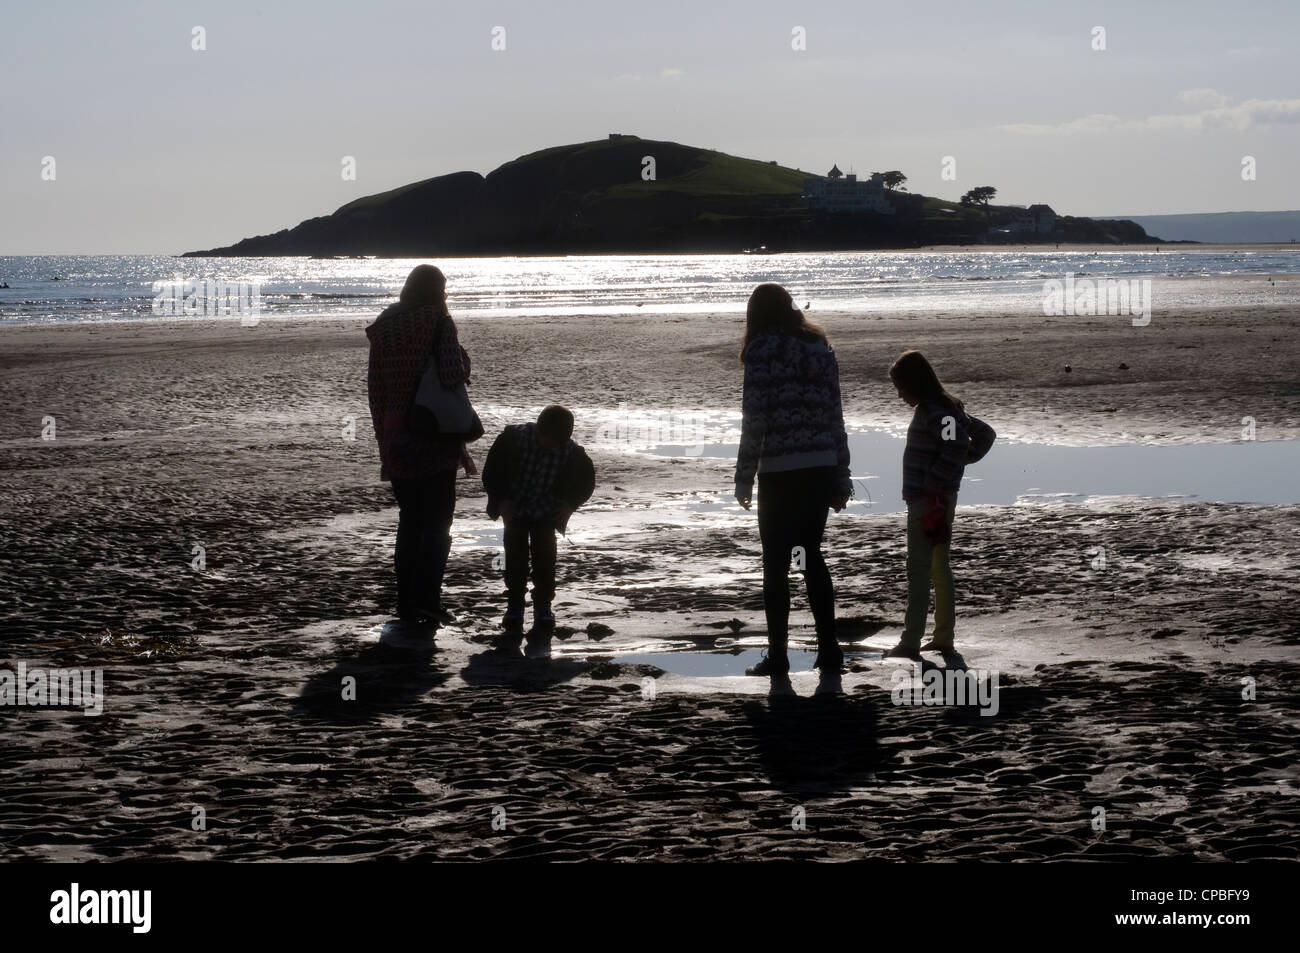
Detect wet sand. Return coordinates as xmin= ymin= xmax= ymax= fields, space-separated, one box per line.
xmin=0 ymin=301 xmax=1297 ymax=860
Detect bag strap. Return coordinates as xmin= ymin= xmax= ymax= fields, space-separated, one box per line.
xmin=428 ymin=310 xmax=447 ymax=387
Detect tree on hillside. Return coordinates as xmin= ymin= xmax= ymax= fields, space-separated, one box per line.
xmin=881 ymin=171 xmax=908 ymax=191
xmin=960 ymin=186 xmax=998 ymax=225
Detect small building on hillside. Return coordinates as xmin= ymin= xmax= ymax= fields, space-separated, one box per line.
xmin=1001 ymin=206 xmax=1036 ymax=233
xmin=992 ymin=203 xmax=1059 ymax=235
xmin=803 ymin=165 xmax=895 ymax=214
xmin=1028 ymin=204 xmax=1057 ymax=233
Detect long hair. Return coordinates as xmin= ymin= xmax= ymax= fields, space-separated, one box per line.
xmin=400 ymin=264 xmax=445 ymax=307
xmin=740 ymin=283 xmax=826 ymax=363
xmin=889 ymin=349 xmax=963 ymax=411
xmin=399 ymin=264 xmax=454 ymax=330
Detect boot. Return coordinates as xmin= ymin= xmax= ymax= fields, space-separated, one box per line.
xmin=746 ymin=635 xmax=790 ymax=676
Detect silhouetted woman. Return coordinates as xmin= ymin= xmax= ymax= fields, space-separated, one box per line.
xmin=366 ymin=264 xmax=476 ymax=625
xmin=735 ymin=283 xmax=851 ymax=675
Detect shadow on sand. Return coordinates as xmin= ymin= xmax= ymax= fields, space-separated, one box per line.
xmin=459 ymin=631 xmax=588 ymax=690
xmin=294 ymin=620 xmax=450 ymax=722
xmin=742 ymin=676 xmax=881 ymax=794
xmin=743 ymin=654 xmax=1057 ymax=792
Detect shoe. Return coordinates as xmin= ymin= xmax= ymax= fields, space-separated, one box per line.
xmin=534 ymin=602 xmax=555 ymax=628
xmin=397 ymin=603 xmax=433 ymax=625
xmin=502 ymin=602 xmax=525 ymax=630
xmin=920 ymin=639 xmax=955 ymax=653
xmin=813 ymin=643 xmax=844 ymax=671
xmin=883 ymin=643 xmax=923 ymax=662
xmin=745 ymin=651 xmax=790 ymax=677
xmin=419 ymin=605 xmax=457 ymax=627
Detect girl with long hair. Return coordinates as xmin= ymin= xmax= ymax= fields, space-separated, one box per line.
xmin=735 ymin=283 xmax=852 ymax=676
xmin=886 ymin=349 xmax=995 ymax=659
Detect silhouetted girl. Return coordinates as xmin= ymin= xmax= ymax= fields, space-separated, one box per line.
xmin=735 ymin=283 xmax=852 ymax=676
xmin=886 ymin=350 xmax=995 ymax=659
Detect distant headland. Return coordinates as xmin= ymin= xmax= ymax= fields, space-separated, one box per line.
xmin=183 ymin=135 xmax=1158 ymax=257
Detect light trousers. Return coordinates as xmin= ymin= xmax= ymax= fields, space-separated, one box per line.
xmin=901 ymin=492 xmax=958 ymax=649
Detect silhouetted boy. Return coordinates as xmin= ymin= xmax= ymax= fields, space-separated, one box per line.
xmin=482 ymin=405 xmax=595 ymax=633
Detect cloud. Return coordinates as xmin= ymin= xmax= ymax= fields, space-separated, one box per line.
xmin=1226 ymin=45 xmax=1279 ymax=57
xmin=999 ymin=92 xmax=1300 ymax=135
xmin=613 ymin=68 xmax=684 ymax=84
xmin=1000 ymin=113 xmax=1123 ymax=135
xmin=1178 ymin=88 xmax=1231 ymax=109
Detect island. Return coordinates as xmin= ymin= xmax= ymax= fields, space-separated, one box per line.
xmin=184 ymin=135 xmax=1157 ymax=257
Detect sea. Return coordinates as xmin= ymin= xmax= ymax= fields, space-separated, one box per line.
xmin=1 ymin=249 xmax=1297 ymax=326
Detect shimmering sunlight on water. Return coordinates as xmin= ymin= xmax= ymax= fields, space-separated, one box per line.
xmin=2 ymin=250 xmax=1297 ymax=324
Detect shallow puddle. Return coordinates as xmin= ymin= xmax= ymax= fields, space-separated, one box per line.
xmin=612 ymin=647 xmax=883 ymax=676
xmin=612 ymin=649 xmax=817 ymax=676
xmin=648 ymin=431 xmax=1298 ymax=511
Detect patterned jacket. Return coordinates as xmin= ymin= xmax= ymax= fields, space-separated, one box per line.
xmin=735 ymin=332 xmax=852 ymax=498
xmin=901 ymin=400 xmax=996 ymax=502
xmin=366 ymin=303 xmax=472 ymax=481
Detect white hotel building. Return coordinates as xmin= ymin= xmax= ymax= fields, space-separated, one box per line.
xmin=802 ymin=165 xmax=896 ymax=214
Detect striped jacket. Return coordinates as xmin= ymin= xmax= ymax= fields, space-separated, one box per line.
xmin=901 ymin=399 xmax=996 ymax=502
xmin=735 ymin=332 xmax=851 ymax=497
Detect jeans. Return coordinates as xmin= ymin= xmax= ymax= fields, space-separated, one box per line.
xmin=391 ymin=471 xmax=456 ymax=616
xmin=756 ymin=466 xmax=839 ymax=652
xmin=901 ymin=491 xmax=958 ymax=649
xmin=503 ymin=519 xmax=557 ymax=605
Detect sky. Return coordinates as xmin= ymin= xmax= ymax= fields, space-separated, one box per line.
xmin=1 ymin=0 xmax=1297 ymax=254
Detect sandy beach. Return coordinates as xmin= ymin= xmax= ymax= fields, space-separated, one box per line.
xmin=1 ymin=298 xmax=1297 ymax=861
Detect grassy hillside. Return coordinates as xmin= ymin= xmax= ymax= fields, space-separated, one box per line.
xmin=604 ymin=150 xmax=807 ymax=200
